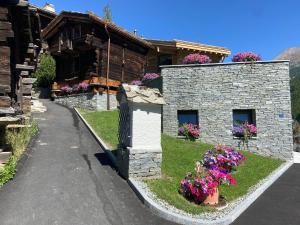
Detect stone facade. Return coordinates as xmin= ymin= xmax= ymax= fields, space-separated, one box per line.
xmin=161 ymin=61 xmax=293 ymax=160
xmin=54 ymin=93 xmax=118 ymax=110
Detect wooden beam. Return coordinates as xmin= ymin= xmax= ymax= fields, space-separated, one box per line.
xmin=0 ymin=96 xmax=11 ymax=107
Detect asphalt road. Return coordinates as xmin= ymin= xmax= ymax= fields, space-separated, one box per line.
xmin=233 ymin=164 xmax=300 ymax=225
xmin=0 ymin=101 xmax=175 ymax=225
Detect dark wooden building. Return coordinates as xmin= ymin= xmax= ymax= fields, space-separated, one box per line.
xmin=0 ymin=0 xmax=55 ymax=115
xmin=42 ymin=11 xmax=153 ymax=91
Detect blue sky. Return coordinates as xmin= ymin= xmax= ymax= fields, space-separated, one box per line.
xmin=32 ymin=0 xmax=300 ymax=61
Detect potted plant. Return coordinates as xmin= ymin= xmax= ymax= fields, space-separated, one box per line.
xmin=180 ymin=162 xmax=236 ymax=205
xmin=179 ymin=144 xmax=245 ymax=206
xmin=232 ymin=52 xmax=261 ymax=62
xmin=178 ymin=123 xmax=200 ymax=141
xmin=182 ymin=53 xmax=212 ymax=64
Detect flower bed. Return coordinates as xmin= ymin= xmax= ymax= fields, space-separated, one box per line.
xmin=147 ymin=134 xmax=283 ymax=214
xmin=179 ymin=145 xmax=245 ymax=205
xmin=60 ymin=82 xmax=89 ymax=95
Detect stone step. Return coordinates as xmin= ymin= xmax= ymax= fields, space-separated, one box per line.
xmin=6 ymin=124 xmax=31 ymax=129
xmin=0 ymin=152 xmax=12 ymax=164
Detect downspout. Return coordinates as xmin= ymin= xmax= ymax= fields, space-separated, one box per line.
xmin=104 ymin=23 xmax=111 ymax=110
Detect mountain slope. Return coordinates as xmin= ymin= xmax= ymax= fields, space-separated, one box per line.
xmin=275 ymin=47 xmax=300 ymax=78
xmin=275 ymin=47 xmax=300 ymax=120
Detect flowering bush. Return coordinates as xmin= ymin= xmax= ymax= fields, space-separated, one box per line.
xmin=232 ymin=52 xmax=261 ymax=62
xmin=180 ymin=163 xmax=236 ymax=203
xmin=142 ymin=73 xmax=160 ymax=81
xmin=232 ymin=122 xmax=257 ymax=139
xmin=61 ymin=85 xmax=73 ymax=95
xmin=201 ymin=144 xmax=245 ymax=173
xmin=130 ymin=80 xmax=142 ymax=86
xmin=178 ymin=123 xmax=200 ymax=140
xmin=182 ymin=53 xmax=212 ymax=64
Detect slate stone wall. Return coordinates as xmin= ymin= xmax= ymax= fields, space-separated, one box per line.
xmin=55 ymin=93 xmax=118 ymax=110
xmin=161 ymin=61 xmax=293 ymax=160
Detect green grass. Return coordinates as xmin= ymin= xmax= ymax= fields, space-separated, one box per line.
xmin=77 ymin=108 xmax=119 ymax=150
xmin=76 ymin=109 xmax=284 ymax=214
xmin=147 ymin=134 xmax=283 ymax=214
xmin=0 ymin=121 xmax=38 ymax=187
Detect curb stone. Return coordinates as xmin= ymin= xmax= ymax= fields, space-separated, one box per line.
xmin=128 ymin=161 xmax=293 ymax=225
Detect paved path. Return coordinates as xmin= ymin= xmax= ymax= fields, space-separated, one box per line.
xmin=233 ymin=164 xmax=300 ymax=225
xmin=0 ymin=101 xmax=175 ymax=225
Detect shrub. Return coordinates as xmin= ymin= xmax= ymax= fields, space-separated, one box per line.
xmin=182 ymin=53 xmax=211 ymax=64
xmin=32 ymin=54 xmax=56 ymax=88
xmin=232 ymin=52 xmax=261 ymax=62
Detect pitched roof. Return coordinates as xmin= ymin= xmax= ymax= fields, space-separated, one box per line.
xmin=146 ymin=39 xmax=231 ymax=56
xmin=119 ymin=84 xmax=165 ymax=105
xmin=42 ymin=11 xmax=153 ymax=49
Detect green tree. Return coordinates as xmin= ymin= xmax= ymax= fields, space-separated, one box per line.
xmin=32 ymin=54 xmax=56 ymax=88
xmin=103 ymin=4 xmax=112 ymax=22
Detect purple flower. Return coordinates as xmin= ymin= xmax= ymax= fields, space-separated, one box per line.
xmin=61 ymin=85 xmax=73 ymax=94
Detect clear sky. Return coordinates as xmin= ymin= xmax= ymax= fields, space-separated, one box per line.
xmin=31 ymin=0 xmax=300 ymax=61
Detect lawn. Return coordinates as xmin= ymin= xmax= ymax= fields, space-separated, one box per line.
xmin=77 ymin=108 xmax=119 ymax=149
xmin=77 ymin=109 xmax=284 ymax=214
xmin=147 ymin=135 xmax=283 ymax=214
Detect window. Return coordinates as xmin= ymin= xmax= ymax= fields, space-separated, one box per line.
xmin=178 ymin=110 xmax=198 ymax=126
xmin=233 ymin=109 xmax=256 ymax=126
xmin=158 ymin=54 xmax=172 ymax=71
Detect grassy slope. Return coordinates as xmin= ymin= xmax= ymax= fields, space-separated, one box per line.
xmin=148 ymin=134 xmax=283 ymax=214
xmin=78 ymin=108 xmax=119 ymax=149
xmin=77 ymin=109 xmax=283 ymax=214
xmin=0 ymin=122 xmax=38 ymax=186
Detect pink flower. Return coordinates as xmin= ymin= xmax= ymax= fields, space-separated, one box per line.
xmin=142 ymin=73 xmax=160 ymax=81
xmin=232 ymin=52 xmax=261 ymax=62
xmin=182 ymin=53 xmax=211 ymax=64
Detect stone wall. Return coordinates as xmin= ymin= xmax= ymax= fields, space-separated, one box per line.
xmin=161 ymin=61 xmax=293 ymax=160
xmin=55 ymin=93 xmax=118 ymax=110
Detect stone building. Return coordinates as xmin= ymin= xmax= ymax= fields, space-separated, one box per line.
xmin=161 ymin=61 xmax=293 ymax=160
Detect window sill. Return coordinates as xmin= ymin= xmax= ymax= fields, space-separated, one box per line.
xmin=233 ymin=136 xmax=257 ymax=140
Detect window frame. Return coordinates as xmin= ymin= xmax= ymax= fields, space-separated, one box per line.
xmin=232 ymin=109 xmax=256 ymax=126
xmin=177 ymin=110 xmax=199 ymax=127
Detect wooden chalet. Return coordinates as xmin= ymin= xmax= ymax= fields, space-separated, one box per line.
xmin=0 ymin=0 xmax=55 ymax=115
xmin=42 ymin=11 xmax=153 ymax=98
xmin=145 ymin=39 xmax=231 ymax=73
